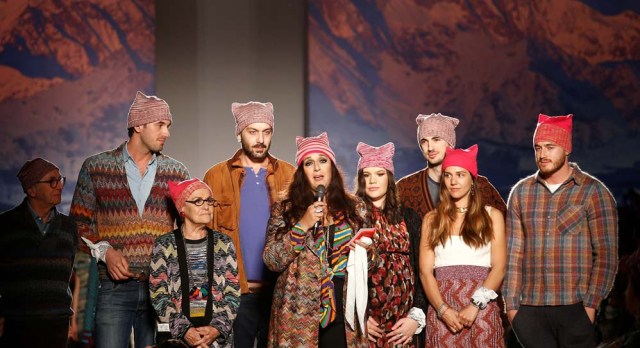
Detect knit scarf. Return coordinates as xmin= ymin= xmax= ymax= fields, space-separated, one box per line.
xmin=314 ymin=212 xmax=352 ymax=328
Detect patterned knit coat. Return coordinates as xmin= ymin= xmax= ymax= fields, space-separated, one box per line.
xmin=0 ymin=199 xmax=77 ymax=317
xmin=397 ymin=169 xmax=507 ymax=217
xmin=263 ymin=201 xmax=372 ymax=348
xmin=70 ymin=142 xmax=189 ymax=279
xmin=149 ymin=228 xmax=240 ymax=347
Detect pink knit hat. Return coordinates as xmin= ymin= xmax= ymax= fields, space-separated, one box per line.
xmin=168 ymin=179 xmax=212 ymax=213
xmin=416 ymin=113 xmax=460 ymax=147
xmin=295 ymin=132 xmax=336 ymax=166
xmin=17 ymin=157 xmax=60 ymax=191
xmin=232 ymin=101 xmax=275 ymax=135
xmin=533 ymin=113 xmax=573 ymax=153
xmin=442 ymin=144 xmax=478 ymax=178
xmin=127 ymin=91 xmax=172 ymax=128
xmin=357 ymin=142 xmax=395 ymax=174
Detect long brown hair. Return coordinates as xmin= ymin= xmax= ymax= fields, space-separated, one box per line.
xmin=280 ymin=161 xmax=363 ymax=234
xmin=355 ymin=169 xmax=403 ymax=225
xmin=427 ymin=176 xmax=493 ymax=249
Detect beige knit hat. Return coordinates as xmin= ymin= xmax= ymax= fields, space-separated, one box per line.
xmin=127 ymin=91 xmax=172 ymax=128
xmin=232 ymin=101 xmax=275 ymax=135
xmin=416 ymin=113 xmax=460 ymax=147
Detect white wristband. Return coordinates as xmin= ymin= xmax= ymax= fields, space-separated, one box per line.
xmin=471 ymin=286 xmax=498 ymax=308
xmin=408 ymin=307 xmax=426 ymax=334
xmin=81 ymin=237 xmax=112 ymax=263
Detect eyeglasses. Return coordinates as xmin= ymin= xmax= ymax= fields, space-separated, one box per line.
xmin=185 ymin=197 xmax=214 ymax=206
xmin=36 ymin=176 xmax=66 ymax=188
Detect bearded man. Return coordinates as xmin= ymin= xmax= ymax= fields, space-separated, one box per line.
xmin=203 ymin=101 xmax=295 ymax=348
xmin=503 ymin=114 xmax=618 ymax=348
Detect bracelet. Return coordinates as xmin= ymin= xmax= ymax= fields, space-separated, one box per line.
xmin=436 ymin=302 xmax=449 ymax=319
xmin=470 ymin=298 xmax=485 ymax=310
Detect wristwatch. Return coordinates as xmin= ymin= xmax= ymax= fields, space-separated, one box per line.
xmin=470 ymin=298 xmax=486 ymax=310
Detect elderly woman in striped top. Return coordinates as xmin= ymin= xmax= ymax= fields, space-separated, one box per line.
xmin=149 ymin=179 xmax=240 ymax=348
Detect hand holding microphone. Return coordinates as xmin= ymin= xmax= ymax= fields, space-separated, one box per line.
xmin=300 ymin=185 xmax=326 ymax=231
xmin=312 ymin=185 xmax=326 ymax=234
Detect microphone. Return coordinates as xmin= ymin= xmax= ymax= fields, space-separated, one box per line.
xmin=313 ymin=185 xmax=326 ymax=234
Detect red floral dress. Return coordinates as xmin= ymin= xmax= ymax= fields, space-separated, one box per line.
xmin=368 ymin=209 xmax=415 ymax=347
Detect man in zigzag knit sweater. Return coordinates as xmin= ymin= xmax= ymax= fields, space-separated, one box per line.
xmin=70 ymin=92 xmax=190 ymax=348
xmin=0 ymin=158 xmax=78 ymax=348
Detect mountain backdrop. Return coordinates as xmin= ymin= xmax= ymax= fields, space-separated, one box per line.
xmin=307 ymin=0 xmax=640 ymax=201
xmin=0 ymin=0 xmax=155 ymax=212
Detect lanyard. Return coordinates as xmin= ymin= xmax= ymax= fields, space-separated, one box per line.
xmin=174 ymin=227 xmax=215 ymax=327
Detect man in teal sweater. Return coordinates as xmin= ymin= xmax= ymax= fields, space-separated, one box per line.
xmin=0 ymin=158 xmax=78 ymax=347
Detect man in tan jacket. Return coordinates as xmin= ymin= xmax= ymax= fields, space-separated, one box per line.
xmin=203 ymin=101 xmax=295 ymax=348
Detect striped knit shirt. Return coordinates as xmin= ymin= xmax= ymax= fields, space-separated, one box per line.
xmin=149 ymin=229 xmax=240 ymax=347
xmin=70 ymin=142 xmax=189 ymax=279
xmin=503 ymin=163 xmax=618 ymax=310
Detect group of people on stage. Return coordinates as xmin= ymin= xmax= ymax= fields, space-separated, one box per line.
xmin=0 ymin=90 xmax=626 ymax=348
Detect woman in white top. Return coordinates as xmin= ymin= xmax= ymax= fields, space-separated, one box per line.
xmin=419 ymin=145 xmax=506 ymax=347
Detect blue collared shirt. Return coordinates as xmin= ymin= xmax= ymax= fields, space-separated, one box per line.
xmin=124 ymin=142 xmax=157 ymax=217
xmin=27 ymin=200 xmax=58 ymax=235
xmin=239 ymin=167 xmax=270 ymax=281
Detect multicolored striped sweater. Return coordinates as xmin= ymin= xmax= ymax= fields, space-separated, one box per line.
xmin=0 ymin=199 xmax=77 ymax=317
xmin=70 ymin=142 xmax=189 ymax=280
xmin=149 ymin=228 xmax=240 ymax=347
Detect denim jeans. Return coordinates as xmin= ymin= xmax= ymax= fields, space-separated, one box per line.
xmin=233 ymin=292 xmax=272 ymax=348
xmin=95 ymin=279 xmax=156 ymax=348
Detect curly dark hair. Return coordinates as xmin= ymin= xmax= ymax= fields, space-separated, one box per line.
xmin=354 ymin=169 xmax=403 ymax=225
xmin=280 ymin=161 xmax=363 ymax=233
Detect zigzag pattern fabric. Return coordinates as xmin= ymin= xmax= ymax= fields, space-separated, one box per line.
xmin=149 ymin=228 xmax=240 ymax=347
xmin=70 ymin=142 xmax=189 ymax=279
xmin=264 ymin=201 xmax=370 ymax=347
xmin=397 ymin=169 xmax=507 ymax=218
xmin=426 ymin=265 xmax=504 ymax=347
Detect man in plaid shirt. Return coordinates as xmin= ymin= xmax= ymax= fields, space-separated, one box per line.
xmin=503 ymin=114 xmax=618 ymax=348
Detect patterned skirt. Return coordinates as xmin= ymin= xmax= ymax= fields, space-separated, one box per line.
xmin=426 ymin=265 xmax=504 ymax=348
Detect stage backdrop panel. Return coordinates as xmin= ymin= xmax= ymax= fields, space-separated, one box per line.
xmin=0 ymin=0 xmax=156 ymax=213
xmin=307 ymin=0 xmax=640 ymax=201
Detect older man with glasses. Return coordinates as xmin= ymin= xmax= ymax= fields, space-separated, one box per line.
xmin=0 ymin=157 xmax=78 ymax=348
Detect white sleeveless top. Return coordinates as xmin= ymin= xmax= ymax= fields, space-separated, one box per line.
xmin=433 ymin=206 xmax=492 ymax=268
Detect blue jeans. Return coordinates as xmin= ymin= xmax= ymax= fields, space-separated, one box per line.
xmin=95 ymin=280 xmax=156 ymax=348
xmin=233 ymin=293 xmax=272 ymax=348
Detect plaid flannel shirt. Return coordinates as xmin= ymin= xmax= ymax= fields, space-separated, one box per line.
xmin=503 ymin=163 xmax=618 ymax=311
